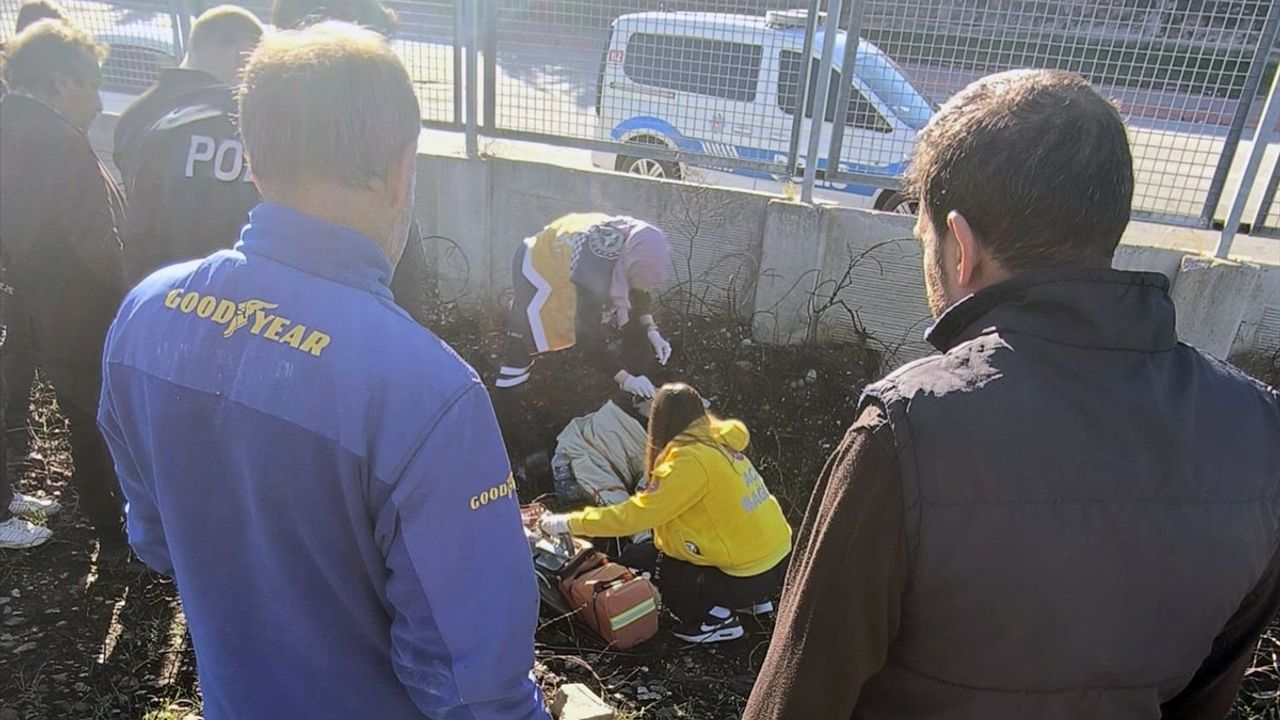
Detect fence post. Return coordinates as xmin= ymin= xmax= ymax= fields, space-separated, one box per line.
xmin=452 ymin=0 xmax=463 ymax=126
xmin=482 ymin=0 xmax=498 ymax=134
xmin=463 ymin=0 xmax=480 ymax=157
xmin=786 ymin=0 xmax=823 ymax=178
xmin=169 ymin=0 xmax=189 ymax=60
xmin=802 ymin=0 xmax=844 ymax=204
xmin=1216 ymin=62 xmax=1280 ymax=258
xmin=1200 ymin=7 xmax=1280 ymax=229
xmin=824 ymin=0 xmax=864 ymax=183
xmin=1251 ymin=155 xmax=1280 ymax=232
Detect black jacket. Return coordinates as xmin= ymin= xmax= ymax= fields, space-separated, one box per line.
xmin=0 ymin=94 xmax=126 ymax=363
xmin=852 ymin=268 xmax=1280 ymax=719
xmin=122 ymin=82 xmax=259 ymax=285
xmin=113 ymin=67 xmax=224 ymax=187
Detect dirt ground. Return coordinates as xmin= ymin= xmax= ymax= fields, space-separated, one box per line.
xmin=0 ymin=304 xmax=1277 ymax=719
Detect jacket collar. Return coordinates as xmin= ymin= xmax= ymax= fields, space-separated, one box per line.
xmin=157 ymin=66 xmax=222 ymax=90
xmin=4 ymin=91 xmax=82 ymax=137
xmin=925 ymin=266 xmax=1177 ymax=353
xmin=236 ymin=203 xmax=393 ymax=300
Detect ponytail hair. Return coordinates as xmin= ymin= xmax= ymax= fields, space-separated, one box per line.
xmin=645 ymin=383 xmax=712 ymax=476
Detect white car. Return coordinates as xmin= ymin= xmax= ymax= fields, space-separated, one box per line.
xmin=592 ymin=10 xmax=935 ymax=212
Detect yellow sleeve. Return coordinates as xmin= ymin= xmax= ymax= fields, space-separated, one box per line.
xmin=568 ymin=453 xmax=708 ymax=538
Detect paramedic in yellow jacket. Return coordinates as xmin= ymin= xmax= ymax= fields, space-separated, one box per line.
xmin=541 ymin=383 xmax=793 ymax=644
xmin=496 ymin=213 xmax=673 ymax=397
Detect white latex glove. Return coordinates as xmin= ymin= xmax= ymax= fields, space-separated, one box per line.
xmin=616 ymin=371 xmax=657 ymax=398
xmin=540 ymin=513 xmax=571 ymax=535
xmin=647 ymin=329 xmax=672 ymax=366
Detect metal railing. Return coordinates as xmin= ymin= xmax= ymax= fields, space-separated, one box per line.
xmin=4 ymin=0 xmax=1279 ymax=239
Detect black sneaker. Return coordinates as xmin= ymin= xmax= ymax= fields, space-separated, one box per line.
xmin=672 ymin=607 xmax=745 ymax=644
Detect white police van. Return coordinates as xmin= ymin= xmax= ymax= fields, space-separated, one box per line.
xmin=592 ymin=10 xmax=935 ymax=212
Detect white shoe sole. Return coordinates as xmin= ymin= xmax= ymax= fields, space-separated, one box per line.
xmin=9 ymin=503 xmax=61 ymax=518
xmin=673 ymin=623 xmax=745 ymax=644
xmin=0 ymin=533 xmax=52 ymax=549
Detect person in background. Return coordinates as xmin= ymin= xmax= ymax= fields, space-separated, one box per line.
xmin=14 ymin=0 xmax=66 ymax=34
xmin=98 ymin=23 xmax=547 ymax=718
xmin=496 ymin=213 xmax=673 ymax=397
xmin=0 ymin=20 xmax=126 ymax=553
xmin=115 ymin=6 xmax=263 ymax=284
xmin=541 ymin=383 xmax=792 ymax=644
xmin=493 ymin=213 xmax=673 ymax=478
xmin=112 ymin=4 xmax=261 ymax=192
xmin=744 ymin=70 xmax=1280 ymax=720
xmin=0 ymin=0 xmax=71 ymax=461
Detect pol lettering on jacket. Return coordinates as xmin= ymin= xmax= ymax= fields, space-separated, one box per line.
xmin=185 ymin=135 xmax=254 ymax=183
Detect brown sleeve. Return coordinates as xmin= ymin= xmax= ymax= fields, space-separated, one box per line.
xmin=1160 ymin=539 xmax=1280 ymax=720
xmin=743 ymin=404 xmax=907 ymax=720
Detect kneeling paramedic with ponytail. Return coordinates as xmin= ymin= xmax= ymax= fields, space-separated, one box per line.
xmin=541 ymin=383 xmax=792 ymax=643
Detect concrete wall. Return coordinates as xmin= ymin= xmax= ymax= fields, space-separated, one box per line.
xmin=412 ymin=152 xmax=1278 ymax=363
xmin=87 ymin=104 xmax=1277 ymax=364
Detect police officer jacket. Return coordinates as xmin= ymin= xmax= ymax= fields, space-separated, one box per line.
xmin=114 ymin=67 xmax=224 ymax=186
xmin=122 ymin=81 xmax=260 ymax=285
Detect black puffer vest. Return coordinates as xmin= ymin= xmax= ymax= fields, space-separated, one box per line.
xmin=856 ymin=267 xmax=1280 ymax=720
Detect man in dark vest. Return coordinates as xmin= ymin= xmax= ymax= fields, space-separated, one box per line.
xmin=115 ymin=5 xmax=262 ymax=285
xmin=745 ymin=69 xmax=1280 ymax=720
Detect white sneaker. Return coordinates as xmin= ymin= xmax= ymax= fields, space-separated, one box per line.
xmin=0 ymin=516 xmax=52 ymax=549
xmin=9 ymin=492 xmax=61 ymax=517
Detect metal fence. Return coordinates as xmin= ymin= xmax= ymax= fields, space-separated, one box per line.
xmin=3 ymin=0 xmax=1279 ymax=236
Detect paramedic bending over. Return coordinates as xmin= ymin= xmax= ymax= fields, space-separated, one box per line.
xmin=496 ymin=213 xmax=673 ymax=397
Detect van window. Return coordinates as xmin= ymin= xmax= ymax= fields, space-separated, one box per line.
xmin=623 ymin=33 xmax=763 ymax=103
xmin=778 ymin=51 xmax=892 ymax=133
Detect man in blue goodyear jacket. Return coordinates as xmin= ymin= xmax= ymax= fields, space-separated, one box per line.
xmin=98 ymin=23 xmax=548 ymax=719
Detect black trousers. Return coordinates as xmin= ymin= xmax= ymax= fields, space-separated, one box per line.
xmin=620 ymin=541 xmax=787 ymax=623
xmin=2 ymin=308 xmax=126 ymax=546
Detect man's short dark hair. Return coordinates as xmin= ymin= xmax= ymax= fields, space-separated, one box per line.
xmin=2 ymin=18 xmax=105 ymax=96
xmin=15 ymin=0 xmax=67 ymax=34
xmin=905 ymin=69 xmax=1134 ymax=271
xmin=270 ymin=0 xmax=397 ymax=36
xmin=188 ymin=5 xmax=263 ymax=55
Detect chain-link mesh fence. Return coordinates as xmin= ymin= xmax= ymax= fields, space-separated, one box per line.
xmin=824 ymin=0 xmax=1280 ymax=226
xmin=1254 ymin=161 xmax=1280 ymax=237
xmin=3 ymin=0 xmax=1276 ymax=232
xmin=0 ymin=0 xmax=180 ymax=94
xmin=0 ymin=0 xmax=459 ymax=125
xmin=483 ymin=0 xmax=804 ymax=181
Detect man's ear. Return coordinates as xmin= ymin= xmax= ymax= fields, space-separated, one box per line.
xmin=387 ymin=144 xmax=416 ymax=209
xmin=946 ymin=211 xmax=981 ymax=289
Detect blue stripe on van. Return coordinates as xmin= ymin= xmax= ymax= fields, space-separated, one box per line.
xmin=610 ymin=117 xmax=906 ymax=198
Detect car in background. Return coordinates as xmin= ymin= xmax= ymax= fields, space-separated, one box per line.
xmin=593 ymin=9 xmax=936 ymax=212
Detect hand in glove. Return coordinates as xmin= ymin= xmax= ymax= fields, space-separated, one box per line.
xmin=647 ymin=329 xmax=672 ymax=366
xmin=540 ymin=513 xmax=571 ymax=535
xmin=616 ymin=371 xmax=657 ymax=398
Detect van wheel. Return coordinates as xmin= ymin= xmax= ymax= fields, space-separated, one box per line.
xmin=617 ymin=139 xmax=681 ymax=180
xmin=618 ymin=155 xmax=680 ymax=179
xmin=879 ymin=191 xmax=918 ymax=216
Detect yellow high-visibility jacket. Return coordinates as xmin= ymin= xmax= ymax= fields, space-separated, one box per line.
xmin=567 ymin=418 xmax=792 ymax=577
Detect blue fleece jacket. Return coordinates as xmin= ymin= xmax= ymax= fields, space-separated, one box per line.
xmin=99 ymin=203 xmax=548 ymax=720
